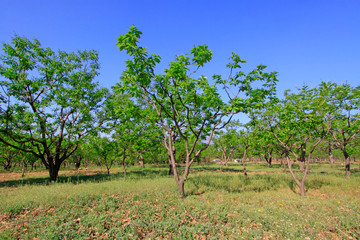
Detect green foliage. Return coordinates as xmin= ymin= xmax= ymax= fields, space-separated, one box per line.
xmin=0 ymin=35 xmax=108 ymax=180
xmin=115 ymin=26 xmax=278 ymax=196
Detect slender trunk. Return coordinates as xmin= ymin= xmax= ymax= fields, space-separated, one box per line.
xmin=342 ymin=149 xmax=351 ymax=178
xmin=329 ymin=142 xmax=335 ymax=165
xmin=138 ymin=154 xmax=144 ymax=168
xmin=264 ymin=148 xmax=272 ymax=167
xmin=286 ymin=157 xmax=305 ymax=196
xmin=242 ymin=148 xmax=248 ymax=180
xmin=21 ymin=160 xmax=26 ymax=178
xmin=281 ymin=159 xmax=287 ymax=173
xmin=123 ymin=148 xmax=127 ymax=179
xmin=167 ymin=137 xmax=183 ymax=197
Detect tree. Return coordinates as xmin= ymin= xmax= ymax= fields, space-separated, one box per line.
xmin=116 ymin=26 xmax=278 ymax=197
xmin=0 ymin=35 xmax=108 ymax=181
xmin=250 ymin=113 xmax=279 ymax=168
xmin=258 ymin=85 xmax=333 ymax=197
xmin=0 ymin=141 xmax=19 ymax=170
xmin=107 ymin=89 xmax=163 ymax=177
xmin=236 ymin=124 xmax=253 ymax=180
xmin=213 ymin=127 xmax=237 ymax=171
xmin=329 ymin=83 xmax=360 ymax=178
xmin=92 ymin=136 xmax=117 ymax=175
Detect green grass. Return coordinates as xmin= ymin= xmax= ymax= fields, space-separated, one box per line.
xmin=1 ymin=163 xmax=359 ymax=239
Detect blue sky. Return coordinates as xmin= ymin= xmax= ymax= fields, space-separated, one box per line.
xmin=1 ymin=0 xmax=359 ymax=96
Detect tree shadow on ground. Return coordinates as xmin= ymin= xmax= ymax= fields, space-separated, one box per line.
xmin=186 ymin=172 xmax=334 ymax=197
xmin=0 ymin=168 xmax=171 ymax=188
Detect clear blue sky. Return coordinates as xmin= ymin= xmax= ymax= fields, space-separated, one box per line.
xmin=1 ymin=0 xmax=359 ymax=95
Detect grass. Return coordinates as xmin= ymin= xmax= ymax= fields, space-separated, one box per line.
xmin=0 ymin=163 xmax=359 ymax=239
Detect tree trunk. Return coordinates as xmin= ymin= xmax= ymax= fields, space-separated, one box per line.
xmin=343 ymin=149 xmax=351 ymax=178
xmin=21 ymin=160 xmax=26 ymax=178
xmin=4 ymin=160 xmax=11 ymax=170
xmin=267 ymin=159 xmax=272 ymax=168
xmin=242 ymin=160 xmax=248 ymax=180
xmin=287 ymin=158 xmax=307 ymax=197
xmin=281 ymin=159 xmax=287 ymax=173
xmin=299 ymin=143 xmax=306 ymax=171
xmin=168 ymin=163 xmax=174 ymax=175
xmin=242 ymin=148 xmax=248 ymax=180
xmin=75 ymin=161 xmax=81 ymax=170
xmin=123 ymin=148 xmax=127 ymax=179
xmin=177 ymin=179 xmax=185 ymax=198
xmin=49 ymin=163 xmax=61 ymax=182
xmin=138 ymin=154 xmax=145 ymax=168
xmin=299 ymin=182 xmax=306 ymax=197
xmin=329 ymin=142 xmax=335 ymax=165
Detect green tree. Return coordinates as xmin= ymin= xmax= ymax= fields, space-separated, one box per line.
xmin=116 ymin=26 xmax=278 ymax=197
xmin=258 ymin=85 xmax=333 ymax=196
xmin=92 ymin=136 xmax=117 ymax=175
xmin=108 ymin=89 xmax=163 ymax=177
xmin=329 ymin=83 xmax=360 ymax=178
xmin=0 ymin=35 xmax=108 ymax=181
xmin=213 ymin=122 xmax=241 ymax=171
